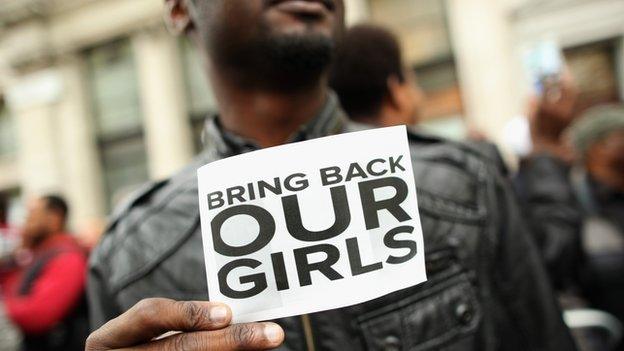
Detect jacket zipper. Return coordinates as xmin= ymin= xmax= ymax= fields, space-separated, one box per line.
xmin=301 ymin=314 xmax=316 ymax=351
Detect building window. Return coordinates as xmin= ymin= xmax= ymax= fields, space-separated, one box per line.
xmin=565 ymin=40 xmax=621 ymax=112
xmin=0 ymin=100 xmax=16 ymax=159
xmin=413 ymin=58 xmax=463 ymax=121
xmin=86 ymin=39 xmax=148 ymax=210
xmin=180 ymin=39 xmax=218 ymax=152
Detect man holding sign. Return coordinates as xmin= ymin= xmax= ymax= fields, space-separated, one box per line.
xmin=86 ymin=0 xmax=576 ymax=350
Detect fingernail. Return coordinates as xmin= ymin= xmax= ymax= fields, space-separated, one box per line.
xmin=209 ymin=306 xmax=228 ymax=324
xmin=263 ymin=323 xmax=283 ymax=344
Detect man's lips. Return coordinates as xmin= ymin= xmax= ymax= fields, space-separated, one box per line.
xmin=268 ymin=0 xmax=335 ymax=15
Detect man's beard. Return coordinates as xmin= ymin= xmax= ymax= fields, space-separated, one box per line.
xmin=22 ymin=228 xmax=49 ymax=248
xmin=209 ymin=24 xmax=335 ymax=92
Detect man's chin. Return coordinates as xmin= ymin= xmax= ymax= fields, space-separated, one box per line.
xmin=239 ymin=30 xmax=333 ymax=91
xmin=209 ymin=12 xmax=335 ymax=91
xmin=263 ymin=30 xmax=334 ymax=62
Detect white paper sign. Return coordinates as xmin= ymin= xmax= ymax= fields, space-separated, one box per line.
xmin=198 ymin=126 xmax=427 ymax=323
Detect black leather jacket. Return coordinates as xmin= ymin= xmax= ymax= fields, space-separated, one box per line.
xmin=515 ymin=155 xmax=584 ymax=292
xmin=517 ymin=154 xmax=624 ymax=329
xmin=88 ymin=97 xmax=575 ymax=350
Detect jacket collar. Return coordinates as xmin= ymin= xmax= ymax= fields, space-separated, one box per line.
xmin=201 ymin=92 xmax=346 ymax=157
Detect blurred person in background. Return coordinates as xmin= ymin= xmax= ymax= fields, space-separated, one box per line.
xmin=1 ymin=194 xmax=11 ymax=261
xmin=567 ymin=106 xmax=624 ymax=332
xmin=330 ymin=24 xmax=508 ymax=174
xmin=0 ymin=195 xmax=19 ymax=264
xmin=330 ymin=24 xmax=424 ymax=127
xmin=0 ymin=195 xmax=88 ymax=351
xmin=0 ymin=195 xmax=7 ymax=229
xmin=86 ymin=1 xmax=576 ymax=350
xmin=516 ymin=73 xmax=583 ymax=293
xmin=516 ymin=70 xmax=624 ymax=349
xmin=0 ymin=194 xmax=22 ymax=351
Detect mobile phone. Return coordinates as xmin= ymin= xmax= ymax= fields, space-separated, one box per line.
xmin=522 ymin=40 xmax=564 ymax=95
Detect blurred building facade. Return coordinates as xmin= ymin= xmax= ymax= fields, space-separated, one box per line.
xmin=0 ymin=0 xmax=622 ymax=230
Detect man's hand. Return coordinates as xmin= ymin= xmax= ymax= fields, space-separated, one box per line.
xmin=86 ymin=298 xmax=284 ymax=351
xmin=528 ymin=71 xmax=579 ymax=162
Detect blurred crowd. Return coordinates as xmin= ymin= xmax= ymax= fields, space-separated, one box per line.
xmin=0 ymin=14 xmax=623 ymax=351
xmin=330 ymin=25 xmax=624 ymax=350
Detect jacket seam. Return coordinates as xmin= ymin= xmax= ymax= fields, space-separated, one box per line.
xmin=109 ymin=213 xmax=201 ymax=294
xmin=102 ymin=178 xmax=197 ymax=264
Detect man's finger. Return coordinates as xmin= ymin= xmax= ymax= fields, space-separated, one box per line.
xmin=117 ymin=322 xmax=285 ymax=351
xmin=86 ymin=298 xmax=232 ymax=350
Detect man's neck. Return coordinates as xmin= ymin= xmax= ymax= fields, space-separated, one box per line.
xmin=351 ymin=109 xmax=410 ymax=129
xmin=211 ymin=75 xmax=328 ymax=148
